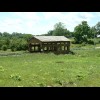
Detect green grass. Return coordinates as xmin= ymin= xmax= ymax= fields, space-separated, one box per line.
xmin=0 ymin=45 xmax=100 ymax=87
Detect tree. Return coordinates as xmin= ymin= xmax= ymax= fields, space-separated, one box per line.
xmin=44 ymin=22 xmax=71 ymax=37
xmin=95 ymin=22 xmax=100 ymax=35
xmin=0 ymin=42 xmax=2 ymax=50
xmin=22 ymin=34 xmax=33 ymax=41
xmin=89 ymin=26 xmax=97 ymax=38
xmin=74 ymin=21 xmax=91 ymax=43
xmin=0 ymin=31 xmax=33 ymax=51
xmin=2 ymin=32 xmax=10 ymax=37
xmin=0 ymin=32 xmax=2 ymax=37
xmin=64 ymin=29 xmax=71 ymax=38
xmin=47 ymin=30 xmax=53 ymax=36
xmin=52 ymin=22 xmax=69 ymax=36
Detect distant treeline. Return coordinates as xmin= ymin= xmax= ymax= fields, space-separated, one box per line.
xmin=0 ymin=32 xmax=33 ymax=51
xmin=43 ymin=21 xmax=100 ymax=44
xmin=0 ymin=21 xmax=100 ymax=51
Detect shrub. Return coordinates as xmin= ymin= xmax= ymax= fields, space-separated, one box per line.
xmin=10 ymin=45 xmax=16 ymax=52
xmin=71 ymin=40 xmax=76 ymax=44
xmin=2 ymin=45 xmax=7 ymax=51
xmin=87 ymin=40 xmax=94 ymax=45
xmin=21 ymin=44 xmax=28 ymax=50
xmin=15 ymin=44 xmax=21 ymax=51
xmin=81 ymin=42 xmax=86 ymax=46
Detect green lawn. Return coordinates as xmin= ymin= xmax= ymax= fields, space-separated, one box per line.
xmin=0 ymin=47 xmax=100 ymax=87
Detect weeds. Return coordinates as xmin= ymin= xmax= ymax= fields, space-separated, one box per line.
xmin=0 ymin=66 xmax=5 ymax=72
xmin=10 ymin=74 xmax=22 ymax=81
xmin=76 ymin=75 xmax=84 ymax=81
xmin=0 ymin=47 xmax=100 ymax=86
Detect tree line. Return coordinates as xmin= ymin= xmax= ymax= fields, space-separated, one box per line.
xmin=0 ymin=20 xmax=100 ymax=51
xmin=44 ymin=21 xmax=100 ymax=44
xmin=0 ymin=32 xmax=32 ymax=51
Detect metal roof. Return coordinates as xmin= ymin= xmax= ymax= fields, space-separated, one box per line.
xmin=33 ymin=36 xmax=70 ymax=42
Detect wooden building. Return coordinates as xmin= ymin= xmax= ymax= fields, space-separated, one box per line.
xmin=28 ymin=36 xmax=71 ymax=54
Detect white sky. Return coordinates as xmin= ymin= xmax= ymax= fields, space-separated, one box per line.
xmin=0 ymin=12 xmax=99 ymax=35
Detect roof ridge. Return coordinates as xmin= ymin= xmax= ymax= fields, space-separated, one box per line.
xmin=33 ymin=36 xmax=70 ymax=42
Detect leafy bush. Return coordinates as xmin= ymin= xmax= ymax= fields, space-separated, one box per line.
xmin=10 ymin=44 xmax=16 ymax=52
xmin=71 ymin=40 xmax=76 ymax=44
xmin=21 ymin=44 xmax=28 ymax=50
xmin=81 ymin=42 xmax=86 ymax=46
xmin=87 ymin=40 xmax=94 ymax=45
xmin=10 ymin=39 xmax=28 ymax=51
xmin=2 ymin=45 xmax=7 ymax=51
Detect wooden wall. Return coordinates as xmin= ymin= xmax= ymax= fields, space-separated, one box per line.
xmin=28 ymin=38 xmax=70 ymax=54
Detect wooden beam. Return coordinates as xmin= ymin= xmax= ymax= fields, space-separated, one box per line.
xmin=60 ymin=42 xmax=62 ymax=51
xmin=34 ymin=46 xmax=36 ymax=51
xmin=64 ymin=42 xmax=66 ymax=51
xmin=28 ymin=43 xmax=32 ymax=52
xmin=38 ymin=45 xmax=41 ymax=52
xmin=47 ymin=43 xmax=49 ymax=51
xmin=67 ymin=41 xmax=70 ymax=52
xmin=42 ymin=45 xmax=43 ymax=51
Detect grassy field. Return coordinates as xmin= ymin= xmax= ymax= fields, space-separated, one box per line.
xmin=0 ymin=45 xmax=100 ymax=87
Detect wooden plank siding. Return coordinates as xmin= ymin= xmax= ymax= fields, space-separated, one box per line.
xmin=28 ymin=36 xmax=71 ymax=54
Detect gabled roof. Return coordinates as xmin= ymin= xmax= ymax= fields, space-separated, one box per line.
xmin=33 ymin=36 xmax=70 ymax=42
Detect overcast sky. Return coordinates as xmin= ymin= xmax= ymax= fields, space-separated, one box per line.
xmin=0 ymin=12 xmax=100 ymax=35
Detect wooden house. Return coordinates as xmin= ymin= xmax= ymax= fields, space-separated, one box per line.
xmin=28 ymin=36 xmax=71 ymax=54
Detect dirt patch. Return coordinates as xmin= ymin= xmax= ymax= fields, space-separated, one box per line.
xmin=56 ymin=61 xmax=64 ymax=63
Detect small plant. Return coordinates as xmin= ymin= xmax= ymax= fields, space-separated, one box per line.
xmin=60 ymin=69 xmax=65 ymax=72
xmin=76 ymin=75 xmax=84 ymax=81
xmin=68 ymin=81 xmax=74 ymax=84
xmin=37 ymin=83 xmax=45 ymax=87
xmin=10 ymin=74 xmax=22 ymax=81
xmin=0 ymin=66 xmax=5 ymax=72
xmin=55 ymin=79 xmax=63 ymax=85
